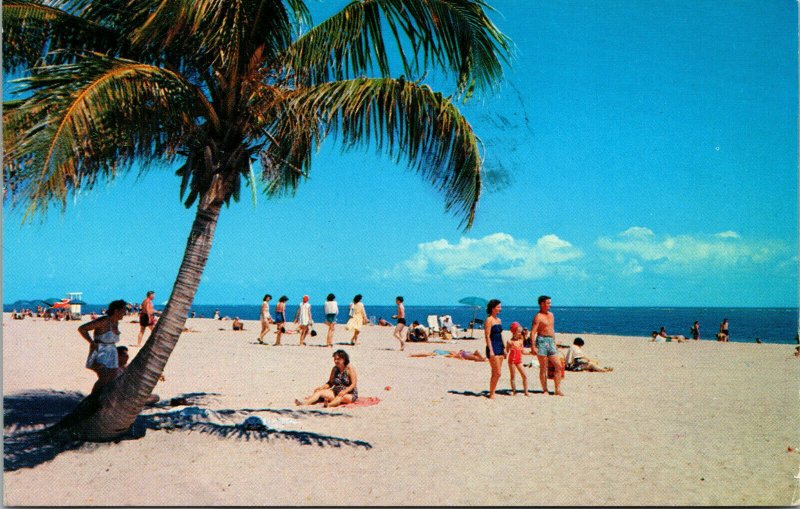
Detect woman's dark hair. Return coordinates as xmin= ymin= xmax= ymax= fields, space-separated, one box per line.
xmin=279 ymin=295 xmax=288 ymax=302
xmin=353 ymin=294 xmax=362 ymax=303
xmin=573 ymin=337 xmax=585 ymax=346
xmin=327 ymin=293 xmax=336 ymax=301
xmin=486 ymin=299 xmax=501 ymax=315
xmin=396 ymin=296 xmax=404 ymax=302
xmin=333 ymin=349 xmax=350 ymax=366
xmin=263 ymin=294 xmax=272 ymax=301
xmin=107 ymin=300 xmax=127 ymax=315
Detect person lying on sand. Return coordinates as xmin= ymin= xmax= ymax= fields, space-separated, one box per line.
xmin=295 ymin=349 xmax=358 ymax=408
xmin=409 ymin=349 xmax=486 ymax=361
xmin=652 ymin=327 xmax=686 ymax=343
xmin=232 ymin=317 xmax=245 ymax=331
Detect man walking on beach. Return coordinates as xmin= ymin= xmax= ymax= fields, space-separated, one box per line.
xmin=136 ymin=290 xmax=158 ymax=347
xmin=530 ymin=295 xmax=564 ymax=396
xmin=392 ymin=296 xmax=406 ymax=350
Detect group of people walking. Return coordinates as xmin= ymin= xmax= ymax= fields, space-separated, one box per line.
xmin=256 ymin=293 xmax=369 ymax=347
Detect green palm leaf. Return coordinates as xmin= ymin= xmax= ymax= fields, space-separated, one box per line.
xmin=2 ymin=0 xmax=119 ymax=73
xmin=4 ymin=52 xmax=210 ymax=220
xmin=263 ymin=77 xmax=483 ymax=227
xmin=286 ymin=0 xmax=511 ymax=96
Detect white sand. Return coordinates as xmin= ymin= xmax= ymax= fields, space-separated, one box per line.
xmin=3 ymin=313 xmax=799 ymax=505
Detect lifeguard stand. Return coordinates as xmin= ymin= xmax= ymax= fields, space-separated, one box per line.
xmin=67 ymin=292 xmax=83 ymax=319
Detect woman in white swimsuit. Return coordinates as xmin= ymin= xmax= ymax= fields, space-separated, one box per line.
xmin=257 ymin=294 xmax=272 ymax=344
xmin=78 ymin=299 xmax=127 ymax=387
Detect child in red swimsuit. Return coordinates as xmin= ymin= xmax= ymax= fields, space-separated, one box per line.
xmin=505 ymin=322 xmax=528 ymax=396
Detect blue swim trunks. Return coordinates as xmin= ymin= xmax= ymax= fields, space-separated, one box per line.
xmin=325 ymin=313 xmax=337 ymax=324
xmin=535 ymin=336 xmax=558 ymax=357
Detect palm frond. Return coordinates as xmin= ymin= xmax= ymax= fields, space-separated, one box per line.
xmin=264 ymin=77 xmax=483 ymax=228
xmin=2 ymin=0 xmax=119 ymax=73
xmin=127 ymin=0 xmax=294 ymax=80
xmin=4 ymin=52 xmax=209 ymax=220
xmin=284 ymin=0 xmax=511 ymax=97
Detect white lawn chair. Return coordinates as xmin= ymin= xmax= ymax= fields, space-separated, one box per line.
xmin=426 ymin=315 xmax=441 ymax=337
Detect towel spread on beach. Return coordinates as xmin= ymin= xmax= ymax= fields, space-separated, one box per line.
xmin=340 ymin=396 xmax=381 ymax=408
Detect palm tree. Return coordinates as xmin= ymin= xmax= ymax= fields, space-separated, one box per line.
xmin=3 ymin=0 xmax=511 ymax=441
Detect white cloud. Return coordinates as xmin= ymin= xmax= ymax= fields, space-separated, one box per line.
xmin=620 ymin=226 xmax=655 ymax=239
xmin=596 ymin=227 xmax=789 ymax=274
xmin=379 ymin=232 xmax=585 ymax=281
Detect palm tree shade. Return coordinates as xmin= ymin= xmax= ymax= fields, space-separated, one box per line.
xmin=4 ymin=0 xmax=512 ymax=440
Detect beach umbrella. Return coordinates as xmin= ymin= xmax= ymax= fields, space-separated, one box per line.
xmin=53 ymin=299 xmax=71 ymax=309
xmin=9 ymin=300 xmax=33 ymax=309
xmin=458 ymin=296 xmax=488 ymax=338
xmin=43 ymin=297 xmax=62 ymax=306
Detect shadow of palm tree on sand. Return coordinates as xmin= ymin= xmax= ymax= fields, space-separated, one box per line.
xmin=5 ymin=390 xmax=371 ymax=472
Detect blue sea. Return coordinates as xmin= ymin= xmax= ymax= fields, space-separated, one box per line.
xmin=17 ymin=303 xmax=796 ymax=344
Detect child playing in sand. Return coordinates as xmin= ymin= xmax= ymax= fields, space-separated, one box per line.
xmin=505 ymin=322 xmax=528 ymax=396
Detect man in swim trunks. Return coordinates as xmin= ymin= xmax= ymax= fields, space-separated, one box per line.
xmin=530 ymin=295 xmax=564 ymax=396
xmin=392 ymin=296 xmax=406 ymax=350
xmin=135 ymin=290 xmax=158 ymax=348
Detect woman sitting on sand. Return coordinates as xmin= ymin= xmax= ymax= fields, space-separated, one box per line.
xmin=78 ymin=300 xmax=127 ymax=387
xmin=232 ymin=317 xmax=244 ymax=331
xmin=296 ymin=349 xmax=358 ymax=408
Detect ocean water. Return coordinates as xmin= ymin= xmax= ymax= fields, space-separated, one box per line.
xmin=23 ymin=303 xmax=796 ymax=344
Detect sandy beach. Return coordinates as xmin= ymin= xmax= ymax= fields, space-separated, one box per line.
xmin=3 ymin=312 xmax=798 ymax=505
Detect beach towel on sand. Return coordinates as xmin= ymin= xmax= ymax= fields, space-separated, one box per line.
xmin=340 ymin=396 xmax=380 ymax=408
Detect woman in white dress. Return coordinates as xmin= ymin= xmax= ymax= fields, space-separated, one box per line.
xmin=293 ymin=295 xmax=314 ymax=346
xmin=78 ymin=299 xmax=127 ymax=388
xmin=346 ymin=294 xmax=368 ymax=345
xmin=257 ymin=294 xmax=272 ymax=344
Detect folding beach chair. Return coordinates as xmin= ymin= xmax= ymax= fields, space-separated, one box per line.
xmin=426 ymin=315 xmax=441 ymax=337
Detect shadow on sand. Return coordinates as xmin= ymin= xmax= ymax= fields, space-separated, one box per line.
xmin=447 ymin=389 xmax=550 ymax=397
xmin=4 ymin=390 xmax=371 ymax=472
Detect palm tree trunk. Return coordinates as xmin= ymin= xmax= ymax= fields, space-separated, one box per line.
xmin=62 ymin=189 xmax=225 ymax=441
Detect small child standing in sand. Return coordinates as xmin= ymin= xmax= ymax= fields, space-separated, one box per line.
xmin=505 ymin=322 xmax=528 ymax=396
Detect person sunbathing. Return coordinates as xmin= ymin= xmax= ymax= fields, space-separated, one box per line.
xmin=654 ymin=327 xmax=685 ymax=342
xmin=232 ymin=317 xmax=245 ymax=331
xmin=409 ymin=349 xmax=486 ymax=361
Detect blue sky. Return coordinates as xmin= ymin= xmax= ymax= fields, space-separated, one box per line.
xmin=3 ymin=0 xmax=798 ymax=308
